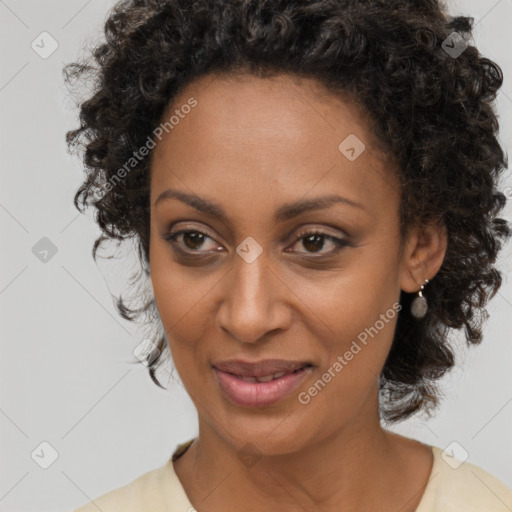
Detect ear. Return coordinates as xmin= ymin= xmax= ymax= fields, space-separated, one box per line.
xmin=400 ymin=221 xmax=447 ymax=293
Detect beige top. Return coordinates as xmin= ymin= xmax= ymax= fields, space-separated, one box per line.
xmin=74 ymin=438 xmax=512 ymax=512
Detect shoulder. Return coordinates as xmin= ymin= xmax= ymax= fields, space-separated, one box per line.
xmin=417 ymin=446 xmax=512 ymax=511
xmin=72 ymin=462 xmax=169 ymax=512
xmin=73 ymin=439 xmax=196 ymax=512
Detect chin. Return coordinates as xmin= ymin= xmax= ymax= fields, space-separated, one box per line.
xmin=214 ymin=411 xmax=319 ymax=458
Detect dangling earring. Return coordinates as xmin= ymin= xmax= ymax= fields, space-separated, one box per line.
xmin=410 ymin=279 xmax=429 ymax=319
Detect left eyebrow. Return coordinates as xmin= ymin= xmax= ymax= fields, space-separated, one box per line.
xmin=154 ymin=188 xmax=366 ymax=223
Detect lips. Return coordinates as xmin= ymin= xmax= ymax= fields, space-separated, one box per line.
xmin=212 ymin=360 xmax=314 ymax=407
xmin=212 ymin=359 xmax=313 ymax=379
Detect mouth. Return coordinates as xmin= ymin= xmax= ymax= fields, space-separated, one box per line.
xmin=212 ymin=360 xmax=314 ymax=407
xmin=212 ymin=358 xmax=314 ymax=378
xmin=222 ymin=364 xmax=313 ymax=383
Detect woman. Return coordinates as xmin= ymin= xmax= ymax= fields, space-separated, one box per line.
xmin=66 ymin=0 xmax=512 ymax=510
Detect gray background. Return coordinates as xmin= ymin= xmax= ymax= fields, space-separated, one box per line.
xmin=0 ymin=0 xmax=511 ymax=510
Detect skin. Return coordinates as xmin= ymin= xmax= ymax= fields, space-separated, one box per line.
xmin=149 ymin=72 xmax=447 ymax=512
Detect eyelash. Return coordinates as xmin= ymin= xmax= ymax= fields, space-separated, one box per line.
xmin=161 ymin=227 xmax=348 ymax=258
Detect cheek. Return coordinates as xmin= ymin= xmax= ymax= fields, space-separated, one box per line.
xmin=302 ymin=250 xmax=399 ymax=338
xmin=151 ymin=274 xmax=209 ymax=366
xmin=303 ymin=276 xmax=399 ymax=378
xmin=149 ymin=226 xmax=213 ymax=330
xmin=295 ymin=286 xmax=400 ymax=430
xmin=151 ymin=267 xmax=211 ymax=392
xmin=296 ymin=251 xmax=401 ymax=398
xmin=149 ymin=238 xmax=210 ymax=370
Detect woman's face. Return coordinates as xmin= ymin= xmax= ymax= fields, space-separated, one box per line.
xmin=149 ymin=72 xmax=419 ymax=454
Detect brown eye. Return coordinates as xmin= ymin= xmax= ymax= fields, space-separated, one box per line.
xmin=162 ymin=229 xmax=222 ymax=255
xmin=182 ymin=231 xmax=207 ymax=250
xmin=287 ymin=230 xmax=348 ymax=256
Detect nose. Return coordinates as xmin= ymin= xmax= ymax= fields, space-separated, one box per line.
xmin=216 ymin=249 xmax=293 ymax=344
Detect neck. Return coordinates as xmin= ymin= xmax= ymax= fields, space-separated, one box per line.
xmin=173 ymin=389 xmax=429 ymax=512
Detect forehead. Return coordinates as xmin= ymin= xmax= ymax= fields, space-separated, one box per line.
xmin=157 ymin=71 xmax=372 ymax=150
xmin=150 ymin=72 xmax=399 ymax=219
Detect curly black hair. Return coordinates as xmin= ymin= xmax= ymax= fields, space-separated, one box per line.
xmin=63 ymin=0 xmax=511 ymax=423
